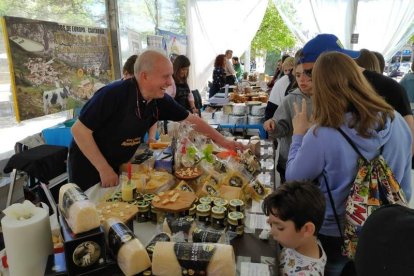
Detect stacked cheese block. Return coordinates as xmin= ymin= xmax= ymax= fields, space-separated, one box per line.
xmin=59 ymin=183 xmax=100 ymax=234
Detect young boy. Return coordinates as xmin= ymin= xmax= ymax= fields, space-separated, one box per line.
xmin=262 ymin=181 xmax=326 ymax=275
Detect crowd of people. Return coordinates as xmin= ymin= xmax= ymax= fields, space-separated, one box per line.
xmin=68 ymin=33 xmax=414 ymax=276
xmin=264 ymin=34 xmax=413 ymax=276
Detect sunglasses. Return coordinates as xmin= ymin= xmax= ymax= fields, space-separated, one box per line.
xmin=303 ymin=68 xmax=312 ymax=79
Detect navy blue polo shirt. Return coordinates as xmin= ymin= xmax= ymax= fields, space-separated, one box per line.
xmin=69 ymin=78 xmax=188 ymax=190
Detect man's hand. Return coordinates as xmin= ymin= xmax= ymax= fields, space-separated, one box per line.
xmin=263 ymin=119 xmax=276 ymax=132
xmin=98 ymin=166 xmax=119 ymax=188
xmin=218 ymin=139 xmax=247 ymax=151
xmin=292 ymin=100 xmax=311 ymax=135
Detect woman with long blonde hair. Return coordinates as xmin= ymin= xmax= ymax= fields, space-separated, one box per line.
xmin=285 ymin=52 xmax=412 ymax=276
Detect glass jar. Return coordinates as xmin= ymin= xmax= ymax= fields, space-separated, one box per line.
xmin=227 ymin=211 xmax=245 ymax=236
xmin=199 ymin=196 xmax=212 ymax=206
xmin=229 ymin=199 xmax=245 ymax=213
xmin=179 ymin=204 xmax=197 ymax=218
xmin=211 ymin=206 xmax=226 ymax=229
xmin=136 ymin=200 xmax=150 ymax=222
xmin=196 ymin=204 xmax=211 ymax=224
xmin=213 ymin=198 xmax=228 ymax=209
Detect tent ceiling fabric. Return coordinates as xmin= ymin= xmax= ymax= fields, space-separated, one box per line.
xmin=273 ymin=0 xmax=414 ymax=61
xmin=187 ymin=0 xmax=267 ymax=92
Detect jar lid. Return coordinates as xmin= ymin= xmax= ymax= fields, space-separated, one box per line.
xmin=229 ymin=199 xmax=244 ymax=207
xmin=228 ymin=211 xmax=244 ymax=221
xmin=213 ymin=198 xmax=228 ymax=207
xmin=144 ymin=193 xmax=155 ymax=201
xmin=137 ymin=200 xmax=149 ymax=208
xmin=199 ymin=197 xmax=212 ymax=205
xmin=212 ymin=206 xmax=226 ymax=215
xmin=197 ymin=204 xmax=211 ymax=212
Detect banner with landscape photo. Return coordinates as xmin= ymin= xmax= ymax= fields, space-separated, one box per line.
xmin=2 ymin=16 xmax=114 ymax=121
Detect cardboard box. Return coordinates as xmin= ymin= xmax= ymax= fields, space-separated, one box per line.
xmin=59 ymin=213 xmax=107 ymax=275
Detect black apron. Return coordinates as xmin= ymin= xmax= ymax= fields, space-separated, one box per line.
xmin=174 ymin=83 xmax=192 ymax=111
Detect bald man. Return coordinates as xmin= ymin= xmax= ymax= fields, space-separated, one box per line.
xmin=69 ymin=50 xmax=242 ymax=190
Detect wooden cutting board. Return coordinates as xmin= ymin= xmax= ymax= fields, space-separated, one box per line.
xmin=96 ymin=202 xmax=138 ymax=224
xmin=151 ymin=190 xmax=197 ymax=212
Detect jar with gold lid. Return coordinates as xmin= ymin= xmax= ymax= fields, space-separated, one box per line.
xmin=199 ymin=196 xmax=212 ymax=206
xmin=211 ymin=206 xmax=226 ymax=229
xmin=196 ymin=204 xmax=211 ymax=224
xmin=227 ymin=211 xmax=245 ymax=236
xmin=213 ymin=198 xmax=228 ymax=208
xmin=179 ymin=203 xmax=197 ymax=218
xmin=229 ymin=199 xmax=245 ymax=212
xmin=136 ymin=200 xmax=150 ymax=222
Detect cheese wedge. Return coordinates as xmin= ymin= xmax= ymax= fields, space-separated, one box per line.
xmin=103 ymin=218 xmax=151 ymax=275
xmin=152 ymin=242 xmax=236 ymax=276
xmin=58 ymin=183 xmax=100 ymax=234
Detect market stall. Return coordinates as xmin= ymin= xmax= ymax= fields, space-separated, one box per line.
xmin=1 ymin=121 xmax=278 ymax=276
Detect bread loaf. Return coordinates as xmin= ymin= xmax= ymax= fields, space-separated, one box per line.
xmin=103 ymin=218 xmax=151 ymax=275
xmin=152 ymin=242 xmax=236 ymax=276
xmin=58 ymin=183 xmax=100 ymax=234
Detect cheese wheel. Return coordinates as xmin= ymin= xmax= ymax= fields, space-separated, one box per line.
xmin=152 ymin=242 xmax=236 ymax=276
xmin=58 ymin=183 xmax=100 ymax=234
xmin=103 ymin=218 xmax=151 ymax=275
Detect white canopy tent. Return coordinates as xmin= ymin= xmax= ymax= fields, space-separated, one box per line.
xmin=186 ymin=0 xmax=414 ymax=93
xmin=273 ymin=0 xmax=414 ymax=61
xmin=186 ymin=0 xmax=268 ymax=92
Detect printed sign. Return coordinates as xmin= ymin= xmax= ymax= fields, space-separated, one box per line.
xmin=2 ymin=16 xmax=113 ymax=121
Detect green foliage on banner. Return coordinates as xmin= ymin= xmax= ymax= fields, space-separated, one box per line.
xmin=0 ymin=0 xmax=105 ymax=26
xmin=251 ymin=0 xmax=295 ymax=57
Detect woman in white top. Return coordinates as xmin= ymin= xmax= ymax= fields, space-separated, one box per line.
xmin=264 ymin=57 xmax=295 ymax=120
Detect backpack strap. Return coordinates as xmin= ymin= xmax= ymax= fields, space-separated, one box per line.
xmin=337 ymin=128 xmax=368 ymax=162
xmin=322 ymin=173 xmax=344 ymax=241
xmin=337 ymin=128 xmax=384 ymax=160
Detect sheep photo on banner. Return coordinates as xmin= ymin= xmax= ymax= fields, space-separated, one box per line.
xmin=1 ymin=16 xmax=114 ymax=121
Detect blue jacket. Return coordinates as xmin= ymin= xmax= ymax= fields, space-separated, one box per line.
xmin=286 ymin=111 xmax=412 ymax=237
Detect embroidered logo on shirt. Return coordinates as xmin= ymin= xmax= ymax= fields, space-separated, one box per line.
xmin=121 ymin=137 xmax=140 ymax=147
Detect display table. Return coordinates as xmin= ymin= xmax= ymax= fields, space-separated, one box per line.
xmin=1 ymin=140 xmax=278 ymax=276
xmin=218 ymin=124 xmax=267 ymax=139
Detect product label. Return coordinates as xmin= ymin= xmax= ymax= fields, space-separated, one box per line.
xmin=167 ymin=216 xmax=194 ymax=234
xmin=192 ymin=227 xmax=223 ymax=243
xmin=229 ymin=175 xmax=243 ymax=187
xmin=174 ymin=243 xmax=217 ymax=275
xmin=206 ymin=184 xmax=219 ymax=197
xmin=213 ymin=160 xmax=227 ymax=173
xmin=61 ymin=185 xmax=88 ymax=218
xmin=108 ymin=222 xmax=135 ymax=256
xmin=72 ymin=241 xmax=101 ymax=267
xmin=180 ymin=184 xmax=194 ymax=192
xmin=252 ymin=181 xmax=265 ymax=196
xmin=146 ymin=232 xmax=171 ymax=257
xmin=211 ymin=217 xmax=226 ymax=230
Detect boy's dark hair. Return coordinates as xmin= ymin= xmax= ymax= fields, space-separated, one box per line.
xmin=123 ymin=54 xmax=138 ymax=75
xmin=232 ymin=56 xmax=239 ymax=62
xmin=262 ymin=181 xmax=326 ymax=234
